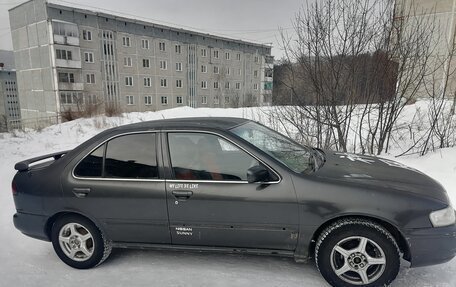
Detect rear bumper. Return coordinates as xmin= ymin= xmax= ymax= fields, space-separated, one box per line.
xmin=13 ymin=212 xmax=50 ymax=241
xmin=405 ymin=224 xmax=456 ymax=267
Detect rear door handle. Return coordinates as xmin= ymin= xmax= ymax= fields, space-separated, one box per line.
xmin=72 ymin=187 xmax=91 ymax=198
xmin=172 ymin=190 xmax=193 ymax=200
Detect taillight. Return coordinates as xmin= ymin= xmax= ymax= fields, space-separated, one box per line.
xmin=12 ymin=182 xmax=17 ymax=196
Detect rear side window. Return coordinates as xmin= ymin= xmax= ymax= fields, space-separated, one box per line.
xmin=105 ymin=133 xmax=158 ymax=179
xmin=74 ymin=133 xmax=158 ymax=179
xmin=74 ymin=144 xmax=105 ymax=177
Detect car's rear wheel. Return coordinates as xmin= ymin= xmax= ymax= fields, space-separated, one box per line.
xmin=315 ymin=218 xmax=400 ymax=287
xmin=51 ymin=215 xmax=112 ymax=269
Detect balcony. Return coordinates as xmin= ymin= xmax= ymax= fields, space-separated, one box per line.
xmin=55 ymin=59 xmax=82 ymax=69
xmin=58 ymin=82 xmax=84 ymax=91
xmin=54 ymin=34 xmax=80 ymax=46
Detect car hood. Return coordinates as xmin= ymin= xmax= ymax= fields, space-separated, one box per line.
xmin=311 ymin=151 xmax=450 ymax=204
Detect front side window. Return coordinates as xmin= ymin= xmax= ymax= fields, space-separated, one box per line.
xmin=231 ymin=122 xmax=313 ymax=173
xmin=168 ymin=133 xmax=261 ymax=181
xmin=75 ymin=133 xmax=159 ymax=179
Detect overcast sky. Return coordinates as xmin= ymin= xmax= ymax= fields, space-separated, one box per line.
xmin=0 ymin=0 xmax=303 ymax=59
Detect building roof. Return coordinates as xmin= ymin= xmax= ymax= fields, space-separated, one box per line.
xmin=9 ymin=0 xmax=272 ymax=51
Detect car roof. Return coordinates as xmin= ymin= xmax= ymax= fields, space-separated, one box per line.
xmin=115 ymin=117 xmax=250 ymax=131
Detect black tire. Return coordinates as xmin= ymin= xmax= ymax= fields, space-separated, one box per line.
xmin=51 ymin=214 xmax=112 ymax=269
xmin=315 ymin=218 xmax=400 ymax=287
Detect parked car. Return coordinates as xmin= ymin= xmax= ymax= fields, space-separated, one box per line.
xmin=12 ymin=117 xmax=456 ymax=287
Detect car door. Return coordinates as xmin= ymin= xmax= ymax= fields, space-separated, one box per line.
xmin=163 ymin=131 xmax=300 ymax=250
xmin=62 ymin=132 xmax=170 ymax=244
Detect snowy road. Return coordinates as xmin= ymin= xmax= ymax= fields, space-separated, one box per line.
xmin=0 ymin=110 xmax=455 ymax=287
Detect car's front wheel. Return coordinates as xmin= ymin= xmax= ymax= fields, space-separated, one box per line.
xmin=51 ymin=215 xmax=112 ymax=269
xmin=315 ymin=218 xmax=400 ymax=287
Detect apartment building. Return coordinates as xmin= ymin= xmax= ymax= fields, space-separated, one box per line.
xmin=9 ymin=0 xmax=273 ymax=128
xmin=397 ymin=0 xmax=456 ymax=98
xmin=0 ymin=50 xmax=21 ymax=132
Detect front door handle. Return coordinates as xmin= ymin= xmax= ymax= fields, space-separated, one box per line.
xmin=73 ymin=187 xmax=91 ymax=198
xmin=172 ymin=190 xmax=193 ymax=200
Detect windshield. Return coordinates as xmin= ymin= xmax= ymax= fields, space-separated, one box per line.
xmin=230 ymin=122 xmax=318 ymax=173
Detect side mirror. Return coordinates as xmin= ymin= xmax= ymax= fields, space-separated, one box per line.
xmin=247 ymin=165 xmax=270 ymax=183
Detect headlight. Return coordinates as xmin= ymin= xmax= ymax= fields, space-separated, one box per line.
xmin=429 ymin=206 xmax=456 ymax=227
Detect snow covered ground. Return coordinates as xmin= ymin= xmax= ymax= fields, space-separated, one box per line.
xmin=0 ymin=106 xmax=455 ymax=287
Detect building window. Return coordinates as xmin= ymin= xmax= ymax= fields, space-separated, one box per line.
xmin=60 ymin=92 xmax=72 ymax=104
xmin=144 ymin=95 xmax=152 ymax=105
xmin=160 ymin=78 xmax=167 ymax=87
xmin=214 ymin=96 xmax=220 ymax=105
xmin=56 ymin=49 xmax=72 ymax=60
xmin=201 ymin=48 xmax=207 ymax=57
xmin=86 ymin=73 xmax=95 ymax=84
xmin=176 ymin=96 xmax=183 ymax=104
xmin=161 ymin=96 xmax=168 ymax=105
xmin=143 ymin=59 xmax=150 ymax=68
xmin=126 ymin=95 xmax=134 ymax=105
xmin=84 ymin=52 xmax=94 ymax=63
xmin=53 ymin=21 xmax=79 ymax=37
xmin=225 ymin=96 xmax=230 ymax=104
xmin=236 ymin=53 xmax=241 ymax=61
xmin=60 ymin=91 xmax=82 ymax=104
xmin=159 ymin=42 xmax=166 ymax=51
xmin=201 ymin=96 xmax=207 ymax=104
xmin=176 ymin=79 xmax=182 ymax=88
xmin=201 ymin=65 xmax=207 ymax=73
xmin=213 ymin=66 xmax=219 ymax=74
xmin=226 ymin=67 xmax=230 ymax=75
xmin=160 ymin=60 xmax=167 ymax=70
xmin=254 ymin=56 xmax=259 ymax=63
xmin=225 ymin=82 xmax=230 ymax=89
xmin=176 ymin=62 xmax=182 ymax=71
xmin=125 ymin=76 xmax=133 ymax=86
xmin=58 ymin=72 xmax=74 ymax=83
xmin=144 ymin=77 xmax=151 ymax=87
xmin=235 ymin=82 xmax=241 ymax=90
xmin=86 ymin=94 xmax=97 ymax=104
xmin=201 ymin=81 xmax=207 ymax=89
xmin=141 ymin=39 xmax=149 ymax=49
xmin=238 ymin=68 xmax=242 ymax=76
xmin=214 ymin=81 xmax=219 ymax=89
xmin=225 ymin=52 xmax=230 ymax=60
xmin=124 ymin=57 xmax=132 ymax=67
xmin=254 ymin=83 xmax=258 ymax=90
xmin=122 ymin=36 xmax=131 ymax=47
xmin=254 ymin=70 xmax=258 ymax=77
xmin=213 ymin=50 xmax=219 ymax=58
xmin=82 ymin=30 xmax=92 ymax=41
xmin=175 ymin=44 xmax=181 ymax=54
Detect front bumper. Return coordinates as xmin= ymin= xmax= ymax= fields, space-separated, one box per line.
xmin=13 ymin=212 xmax=50 ymax=241
xmin=405 ymin=224 xmax=456 ymax=267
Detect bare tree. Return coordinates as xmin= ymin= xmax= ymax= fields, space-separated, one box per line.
xmin=271 ymin=0 xmax=444 ymax=155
